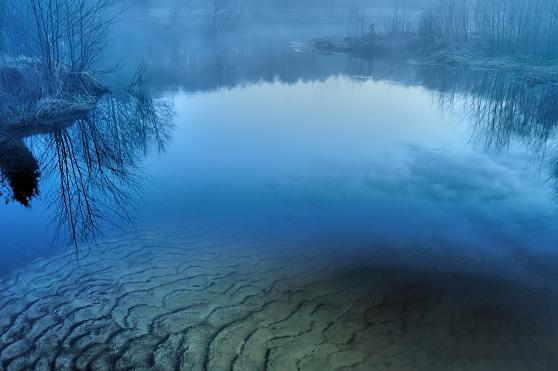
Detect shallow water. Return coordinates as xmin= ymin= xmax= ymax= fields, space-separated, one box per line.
xmin=1 ymin=28 xmax=558 ymax=370
xmin=1 ymin=224 xmax=557 ymax=370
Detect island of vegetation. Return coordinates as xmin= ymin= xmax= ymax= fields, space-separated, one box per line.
xmin=316 ymin=0 xmax=558 ymax=83
xmin=0 ymin=0 xmax=123 ymax=131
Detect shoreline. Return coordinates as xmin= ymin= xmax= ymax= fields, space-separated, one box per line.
xmin=313 ymin=37 xmax=558 ymax=85
xmin=0 ymin=63 xmax=109 ymax=131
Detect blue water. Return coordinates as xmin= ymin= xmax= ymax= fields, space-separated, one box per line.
xmin=139 ymin=78 xmax=558 ymax=286
xmin=1 ymin=30 xmax=558 ymax=292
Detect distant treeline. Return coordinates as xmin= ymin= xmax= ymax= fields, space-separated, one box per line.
xmin=134 ymin=0 xmax=429 ymax=26
xmin=420 ymin=0 xmax=558 ymax=57
xmin=0 ymin=0 xmax=5 ymax=54
xmin=146 ymin=0 xmax=428 ymax=11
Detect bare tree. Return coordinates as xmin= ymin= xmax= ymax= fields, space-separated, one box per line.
xmin=32 ymin=0 xmax=127 ymax=85
xmin=0 ymin=0 xmax=5 ymax=55
xmin=420 ymin=0 xmax=470 ymax=48
xmin=421 ymin=0 xmax=558 ymax=57
xmin=386 ymin=0 xmax=413 ymax=34
xmin=347 ymin=5 xmax=372 ymax=42
xmin=0 ymin=0 xmax=127 ymax=95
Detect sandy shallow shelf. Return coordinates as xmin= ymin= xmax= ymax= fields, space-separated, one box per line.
xmin=0 ymin=224 xmax=557 ymax=371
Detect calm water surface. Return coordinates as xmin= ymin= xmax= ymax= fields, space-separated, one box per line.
xmin=1 ymin=28 xmax=558 ymax=370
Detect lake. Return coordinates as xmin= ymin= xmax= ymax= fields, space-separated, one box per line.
xmin=1 ymin=27 xmax=558 ymax=370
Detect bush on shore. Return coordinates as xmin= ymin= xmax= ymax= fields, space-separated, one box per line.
xmin=0 ymin=61 xmax=108 ymax=129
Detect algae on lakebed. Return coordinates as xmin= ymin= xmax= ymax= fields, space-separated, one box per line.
xmin=1 ymin=223 xmax=557 ymax=371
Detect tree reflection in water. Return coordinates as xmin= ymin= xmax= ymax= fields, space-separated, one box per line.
xmin=419 ymin=67 xmax=558 ymax=195
xmin=0 ymin=136 xmax=40 ymax=207
xmin=0 ymin=78 xmax=174 ymax=246
xmin=422 ymin=68 xmax=558 ymax=152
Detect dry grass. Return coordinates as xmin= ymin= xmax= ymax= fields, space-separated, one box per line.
xmin=0 ymin=61 xmax=107 ymax=129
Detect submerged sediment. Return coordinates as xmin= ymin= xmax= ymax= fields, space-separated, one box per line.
xmin=0 ymin=225 xmax=557 ymax=370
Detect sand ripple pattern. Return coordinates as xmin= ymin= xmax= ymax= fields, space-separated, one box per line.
xmin=0 ymin=225 xmax=557 ymax=371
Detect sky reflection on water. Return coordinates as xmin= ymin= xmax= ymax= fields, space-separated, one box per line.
xmin=1 ymin=36 xmax=558 ymax=291
xmin=139 ymin=77 xmax=558 ymax=289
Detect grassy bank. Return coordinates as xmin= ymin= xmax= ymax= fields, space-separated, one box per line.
xmin=0 ymin=61 xmax=108 ymax=131
xmin=314 ymin=36 xmax=558 ymax=85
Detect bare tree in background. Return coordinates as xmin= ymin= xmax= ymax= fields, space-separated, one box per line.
xmin=386 ymin=0 xmax=412 ymax=34
xmin=208 ymin=0 xmax=228 ymax=28
xmin=421 ymin=0 xmax=558 ymax=57
xmin=348 ymin=5 xmax=371 ymax=42
xmin=419 ymin=0 xmax=470 ymax=48
xmin=0 ymin=0 xmax=5 ymax=55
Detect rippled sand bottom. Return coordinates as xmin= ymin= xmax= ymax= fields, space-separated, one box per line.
xmin=1 ymin=224 xmax=557 ymax=370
